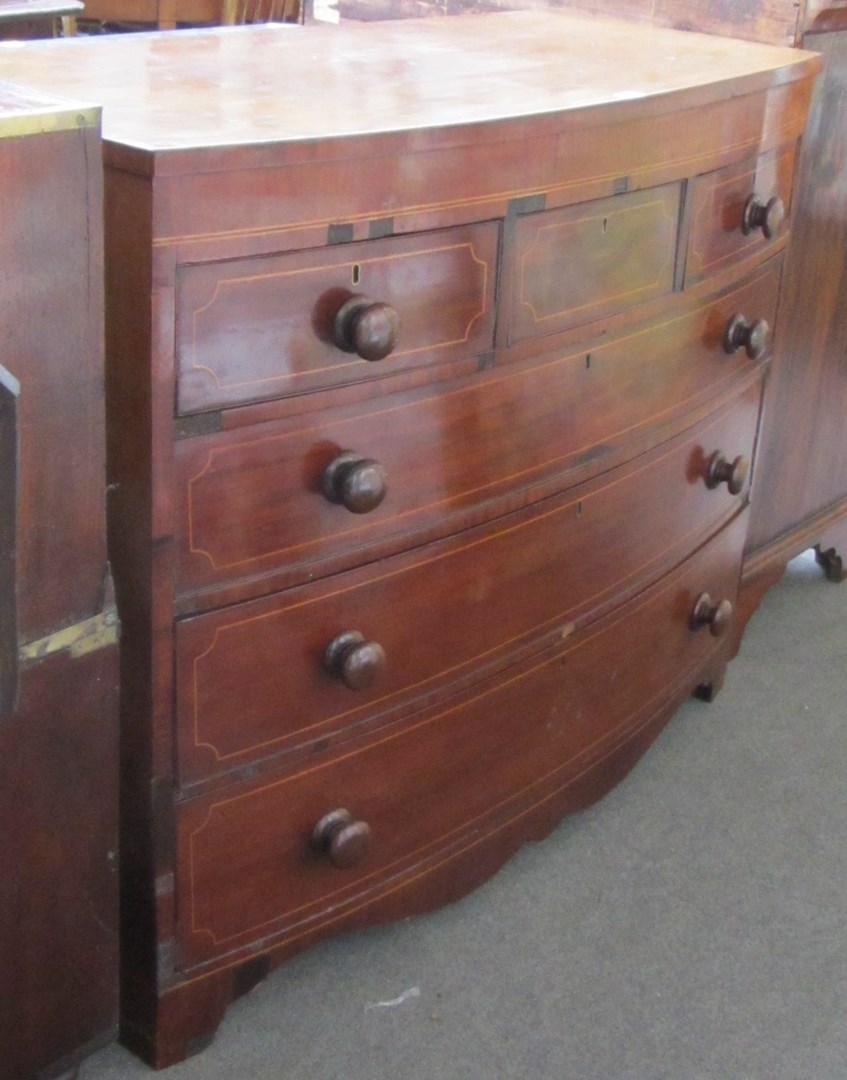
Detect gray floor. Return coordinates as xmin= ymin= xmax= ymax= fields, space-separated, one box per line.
xmin=80 ymin=551 xmax=846 ymax=1080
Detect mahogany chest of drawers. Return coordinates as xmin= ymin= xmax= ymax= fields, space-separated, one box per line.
xmin=0 ymin=13 xmax=820 ymax=1067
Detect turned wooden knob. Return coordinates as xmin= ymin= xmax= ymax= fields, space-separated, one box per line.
xmin=690 ymin=593 xmax=734 ymax=638
xmin=742 ymin=194 xmax=785 ymax=239
xmin=706 ymin=451 xmax=750 ymax=495
xmin=723 ymin=314 xmax=769 ymax=360
xmin=323 ymin=630 xmax=386 ymax=690
xmin=322 ymin=450 xmax=387 ymax=514
xmin=310 ymin=808 xmax=372 ymax=869
xmin=333 ymin=296 xmax=400 ymax=361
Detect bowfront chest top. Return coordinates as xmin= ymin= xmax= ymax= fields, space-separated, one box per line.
xmin=0 ymin=14 xmax=821 ymax=1067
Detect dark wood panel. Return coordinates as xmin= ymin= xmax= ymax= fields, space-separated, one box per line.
xmin=176 ymin=384 xmax=761 ymax=785
xmin=176 ymin=222 xmax=498 ymax=414
xmin=175 ymin=263 xmax=779 ymax=600
xmin=746 ymin=27 xmax=847 ymax=552
xmin=0 ymin=645 xmax=119 ymax=1080
xmin=0 ymin=107 xmax=118 ymax=1079
xmin=0 ymin=124 xmax=106 ymax=642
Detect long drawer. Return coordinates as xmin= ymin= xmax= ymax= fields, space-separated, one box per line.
xmin=175 ymin=382 xmax=761 ymax=785
xmin=175 ymin=509 xmax=747 ymax=970
xmin=175 ymin=259 xmax=780 ymax=599
xmin=175 ymin=222 xmax=499 ymax=415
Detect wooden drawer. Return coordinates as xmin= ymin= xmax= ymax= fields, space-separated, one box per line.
xmin=175 ymin=222 xmax=499 ymax=415
xmin=175 ymin=509 xmax=747 ymax=969
xmin=506 ymin=183 xmax=681 ymax=346
xmin=175 ymin=259 xmax=780 ymax=599
xmin=684 ymin=144 xmax=796 ymax=286
xmin=176 ymin=381 xmax=762 ymax=785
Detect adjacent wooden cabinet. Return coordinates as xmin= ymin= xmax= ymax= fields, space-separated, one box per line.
xmin=0 ymin=87 xmax=119 ymax=1079
xmin=738 ymin=9 xmax=847 ymax=618
xmin=0 ymin=12 xmax=825 ymax=1071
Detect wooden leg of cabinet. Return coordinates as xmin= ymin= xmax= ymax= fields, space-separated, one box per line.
xmin=693 ymin=663 xmax=727 ymax=702
xmin=120 ymin=970 xmax=233 ymax=1070
xmin=814 ymin=515 xmax=847 ymax=583
xmin=735 ymin=499 xmax=847 ymax=654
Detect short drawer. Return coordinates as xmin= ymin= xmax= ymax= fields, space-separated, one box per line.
xmin=175 ymin=222 xmax=499 ymax=414
xmin=684 ymin=144 xmax=796 ymax=286
xmin=506 ymin=182 xmax=681 ymax=346
xmin=175 ymin=258 xmax=780 ymax=597
xmin=176 ymin=380 xmax=762 ymax=784
xmin=175 ymin=509 xmax=747 ymax=969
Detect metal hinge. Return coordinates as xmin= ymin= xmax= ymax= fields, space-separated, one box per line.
xmin=18 ymin=606 xmax=119 ymax=663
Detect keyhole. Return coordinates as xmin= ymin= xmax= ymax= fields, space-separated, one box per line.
xmin=352 ymin=263 xmax=361 ymax=286
xmin=585 ymin=354 xmax=592 ymax=370
xmin=602 ymin=218 xmax=608 ymax=234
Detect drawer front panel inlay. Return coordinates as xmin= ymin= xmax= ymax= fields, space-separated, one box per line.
xmin=176 ymin=382 xmax=762 ymax=783
xmin=175 ymin=261 xmax=780 ymax=597
xmin=176 ymin=510 xmax=747 ymax=968
xmin=176 ymin=222 xmax=499 ymax=415
xmin=508 ymin=183 xmax=681 ymax=345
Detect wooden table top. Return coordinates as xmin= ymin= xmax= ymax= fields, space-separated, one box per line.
xmin=0 ymin=12 xmax=820 ymax=161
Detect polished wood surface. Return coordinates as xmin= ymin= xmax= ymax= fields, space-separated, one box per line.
xmin=0 ymin=14 xmax=816 ymax=154
xmin=0 ymin=94 xmax=118 ymax=1080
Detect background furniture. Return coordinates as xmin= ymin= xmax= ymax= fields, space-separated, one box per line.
xmin=78 ymin=0 xmax=298 ymax=30
xmin=0 ymin=0 xmax=82 ymax=37
xmin=0 ymin=84 xmax=119 ymax=1080
xmin=0 ymin=14 xmax=819 ymax=1068
xmin=738 ymin=5 xmax=847 ymax=629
